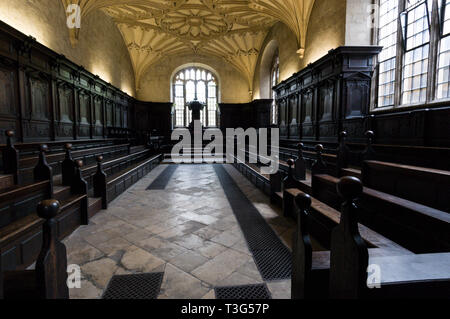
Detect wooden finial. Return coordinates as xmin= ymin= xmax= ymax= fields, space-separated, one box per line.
xmin=64 ymin=143 xmax=72 ymax=151
xmin=37 ymin=199 xmax=60 ymax=220
xmin=337 ymin=176 xmax=363 ymax=202
xmin=295 ymin=192 xmax=312 ymax=211
xmin=340 ymin=131 xmax=347 ymax=139
xmin=5 ymin=130 xmax=14 ymax=138
xmin=75 ymin=160 xmax=83 ymax=168
xmin=315 ymin=144 xmax=324 ymax=154
xmin=287 ymin=158 xmax=295 ymax=168
xmin=96 ymin=156 xmax=103 ymax=163
xmin=40 ymin=144 xmax=49 ymax=153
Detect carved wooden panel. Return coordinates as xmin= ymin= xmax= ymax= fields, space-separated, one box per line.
xmin=79 ymin=93 xmax=90 ymax=125
xmin=94 ymin=97 xmax=103 ymax=126
xmin=28 ymin=75 xmax=50 ymax=121
xmin=301 ymin=90 xmax=313 ymax=124
xmin=0 ymin=67 xmax=16 ymax=116
xmin=318 ymin=82 xmax=334 ymax=122
xmin=57 ymin=84 xmax=74 ymax=123
xmin=115 ymin=105 xmax=122 ymax=127
xmin=344 ymin=79 xmax=370 ymax=119
xmin=106 ymin=101 xmax=113 ymax=127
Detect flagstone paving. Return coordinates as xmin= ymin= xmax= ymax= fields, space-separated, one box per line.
xmin=64 ymin=164 xmax=295 ymax=299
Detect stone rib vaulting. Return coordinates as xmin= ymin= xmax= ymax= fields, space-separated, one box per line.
xmin=61 ymin=0 xmax=315 ymax=93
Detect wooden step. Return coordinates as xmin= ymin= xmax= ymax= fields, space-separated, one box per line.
xmin=0 ymin=174 xmax=14 ymax=191
xmin=88 ymin=197 xmax=102 ymax=218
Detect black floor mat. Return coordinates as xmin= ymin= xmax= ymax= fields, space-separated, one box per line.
xmin=213 ymin=165 xmax=292 ymax=281
xmin=102 ymin=273 xmax=164 ymax=299
xmin=147 ymin=165 xmax=178 ymax=190
xmin=215 ymin=284 xmax=272 ymax=299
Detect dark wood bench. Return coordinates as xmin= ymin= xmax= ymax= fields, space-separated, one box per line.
xmin=291 ymin=178 xmax=450 ymax=299
xmin=2 ymin=199 xmax=69 ymax=299
xmin=312 ymin=173 xmax=450 ymax=253
xmin=93 ymin=154 xmax=163 ymax=210
xmin=362 ymin=160 xmax=450 ymax=213
xmin=0 ymin=147 xmax=88 ymax=271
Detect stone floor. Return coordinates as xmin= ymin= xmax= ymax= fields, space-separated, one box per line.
xmin=64 ymin=164 xmax=296 ymax=299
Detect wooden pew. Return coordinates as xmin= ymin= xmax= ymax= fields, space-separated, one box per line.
xmin=19 ymin=142 xmax=130 ymax=185
xmin=93 ymin=153 xmax=163 ymax=211
xmin=291 ymin=177 xmax=450 ymax=299
xmin=1 ymin=146 xmax=88 ymax=271
xmin=2 ymin=199 xmax=69 ymax=299
xmin=312 ymin=173 xmax=450 ymax=253
xmin=362 ymin=160 xmax=450 ymax=213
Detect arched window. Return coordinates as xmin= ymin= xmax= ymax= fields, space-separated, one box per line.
xmin=173 ymin=67 xmax=219 ymax=127
xmin=270 ymin=53 xmax=280 ymax=125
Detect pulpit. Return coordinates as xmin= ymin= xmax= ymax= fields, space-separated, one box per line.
xmin=187 ymin=98 xmax=205 ymax=131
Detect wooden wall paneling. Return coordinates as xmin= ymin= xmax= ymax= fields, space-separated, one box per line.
xmin=0 ymin=57 xmax=20 ymax=144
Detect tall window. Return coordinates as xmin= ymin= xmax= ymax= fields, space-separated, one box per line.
xmin=270 ymin=54 xmax=280 ymax=124
xmin=173 ymin=67 xmax=219 ymax=127
xmin=378 ymin=0 xmax=399 ymax=107
xmin=376 ymin=0 xmax=450 ymax=108
xmin=437 ymin=0 xmax=450 ymax=98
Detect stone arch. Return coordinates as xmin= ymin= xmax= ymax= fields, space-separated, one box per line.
xmin=259 ymin=40 xmax=280 ymax=99
xmin=170 ymin=62 xmax=222 ymax=103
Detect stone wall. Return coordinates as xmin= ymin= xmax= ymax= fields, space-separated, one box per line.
xmin=0 ymin=0 xmax=135 ymax=96
xmin=253 ymin=0 xmax=347 ymax=101
xmin=137 ymin=53 xmax=251 ymax=103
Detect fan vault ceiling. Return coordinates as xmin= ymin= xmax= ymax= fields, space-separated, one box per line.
xmin=62 ymin=0 xmax=315 ymax=94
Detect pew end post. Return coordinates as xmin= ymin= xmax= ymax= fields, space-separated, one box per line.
xmin=292 ymin=192 xmax=313 ymax=299
xmin=311 ymin=144 xmax=327 ymax=175
xmin=2 ymin=130 xmax=19 ymax=184
xmin=33 ymin=144 xmax=53 ymax=198
xmin=337 ymin=131 xmax=350 ymax=176
xmin=61 ymin=143 xmax=76 ymax=186
xmin=295 ymin=143 xmax=306 ymax=181
xmin=93 ymin=156 xmax=108 ymax=209
xmin=71 ymin=160 xmax=89 ymax=225
xmin=3 ymin=200 xmax=69 ymax=299
xmin=362 ymin=130 xmax=376 ymax=162
xmin=36 ymin=199 xmax=69 ymax=299
xmin=329 ymin=176 xmax=369 ymax=299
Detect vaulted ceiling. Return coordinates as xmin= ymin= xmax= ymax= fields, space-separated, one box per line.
xmin=62 ymin=0 xmax=315 ymax=93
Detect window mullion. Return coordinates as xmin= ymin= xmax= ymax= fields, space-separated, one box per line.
xmin=428 ymin=0 xmax=441 ymax=101
xmin=394 ymin=0 xmax=406 ymax=107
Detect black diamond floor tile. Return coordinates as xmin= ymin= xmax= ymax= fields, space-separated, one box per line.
xmin=215 ymin=284 xmax=272 ymax=299
xmin=102 ymin=272 xmax=164 ymax=299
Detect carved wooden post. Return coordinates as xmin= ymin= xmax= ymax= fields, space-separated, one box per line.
xmin=35 ymin=199 xmax=69 ymax=299
xmin=270 ymin=170 xmax=282 ymax=204
xmin=362 ymin=130 xmax=376 ymax=161
xmin=283 ymin=158 xmax=296 ymax=189
xmin=292 ymin=192 xmax=313 ymax=299
xmin=295 ymin=143 xmax=306 ymax=181
xmin=337 ymin=131 xmax=350 ymax=176
xmin=329 ymin=176 xmax=368 ymax=299
xmin=72 ymin=160 xmax=89 ymax=225
xmin=2 ymin=130 xmax=19 ymax=184
xmin=62 ymin=143 xmax=76 ymax=186
xmin=311 ymin=144 xmax=327 ymax=175
xmin=93 ymin=156 xmax=107 ymax=209
xmin=34 ymin=144 xmax=53 ymax=197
